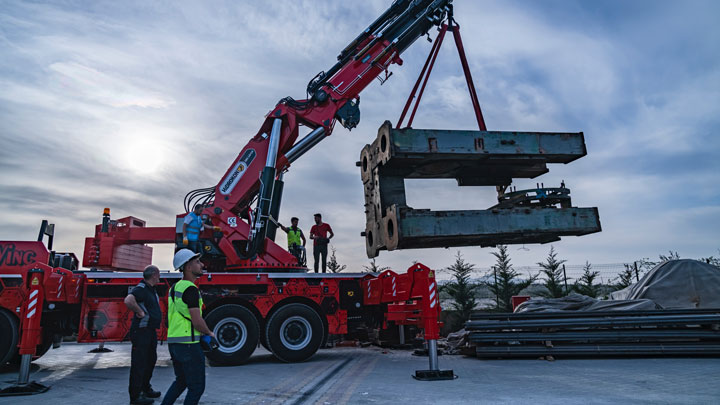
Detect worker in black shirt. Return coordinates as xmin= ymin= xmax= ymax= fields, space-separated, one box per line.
xmin=124 ymin=265 xmax=162 ymax=405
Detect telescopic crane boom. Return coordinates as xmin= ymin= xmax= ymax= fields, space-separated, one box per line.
xmin=181 ymin=0 xmax=453 ymax=271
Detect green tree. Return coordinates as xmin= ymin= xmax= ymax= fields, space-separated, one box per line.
xmin=362 ymin=258 xmax=390 ymax=273
xmin=441 ymin=252 xmax=477 ymax=329
xmin=572 ymin=261 xmax=600 ymax=298
xmin=485 ymin=245 xmax=537 ymax=312
xmin=699 ymin=250 xmax=720 ymax=267
xmin=613 ymin=264 xmax=636 ymax=290
xmin=326 ymin=246 xmax=346 ymax=273
xmin=658 ymin=250 xmax=681 ymax=262
xmin=538 ymin=246 xmax=567 ymax=298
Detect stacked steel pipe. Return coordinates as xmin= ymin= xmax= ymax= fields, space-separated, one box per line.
xmin=466 ymin=309 xmax=720 ymax=358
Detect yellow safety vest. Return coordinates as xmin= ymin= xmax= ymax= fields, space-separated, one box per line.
xmin=167 ymin=280 xmax=204 ymax=344
xmin=287 ymin=227 xmax=302 ymax=247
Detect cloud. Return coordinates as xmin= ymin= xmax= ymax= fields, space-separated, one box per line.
xmin=48 ymin=61 xmax=175 ymax=108
xmin=0 ymin=0 xmax=718 ymax=273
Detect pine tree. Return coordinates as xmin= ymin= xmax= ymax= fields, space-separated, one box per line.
xmin=485 ymin=245 xmax=537 ymax=312
xmin=362 ymin=258 xmax=390 ymax=273
xmin=326 ymin=246 xmax=346 ymax=273
xmin=572 ymin=261 xmax=600 ymax=298
xmin=613 ymin=264 xmax=636 ymax=290
xmin=658 ymin=250 xmax=681 ymax=262
xmin=700 ymin=250 xmax=720 ymax=267
xmin=441 ymin=252 xmax=477 ymax=329
xmin=538 ymin=246 xmax=567 ymax=298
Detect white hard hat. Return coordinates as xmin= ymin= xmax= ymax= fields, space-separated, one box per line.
xmin=173 ymin=249 xmax=201 ymax=270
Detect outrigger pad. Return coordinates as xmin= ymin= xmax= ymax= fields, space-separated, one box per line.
xmin=0 ymin=381 xmax=50 ymax=396
xmin=413 ymin=369 xmax=457 ymax=381
xmin=87 ymin=347 xmax=113 ymax=353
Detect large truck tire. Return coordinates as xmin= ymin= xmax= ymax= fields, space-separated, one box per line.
xmin=259 ymin=327 xmax=270 ymax=352
xmin=0 ymin=309 xmax=19 ymax=365
xmin=205 ymin=304 xmax=259 ymax=365
xmin=8 ymin=330 xmax=53 ymax=366
xmin=266 ymin=303 xmax=324 ymax=362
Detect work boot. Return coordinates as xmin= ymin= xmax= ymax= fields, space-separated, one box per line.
xmin=130 ymin=394 xmax=154 ymax=405
xmin=143 ymin=387 xmax=161 ymax=398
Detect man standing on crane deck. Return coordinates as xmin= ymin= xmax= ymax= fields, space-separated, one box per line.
xmin=182 ymin=204 xmax=205 ymax=254
xmin=124 ymin=265 xmax=162 ymax=405
xmin=309 ymin=213 xmax=334 ymax=273
xmin=279 ymin=216 xmax=307 ymax=265
xmin=161 ymin=249 xmax=215 ymax=405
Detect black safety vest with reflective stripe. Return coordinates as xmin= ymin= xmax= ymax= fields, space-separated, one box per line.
xmin=130 ymin=280 xmax=161 ymax=330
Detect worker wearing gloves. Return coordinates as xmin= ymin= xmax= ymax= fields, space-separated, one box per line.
xmin=124 ymin=265 xmax=162 ymax=405
xmin=161 ymin=250 xmax=215 ymax=405
xmin=279 ymin=216 xmax=306 ymax=265
xmin=182 ymin=204 xmax=221 ymax=254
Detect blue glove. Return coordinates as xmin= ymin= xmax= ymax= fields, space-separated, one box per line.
xmin=200 ymin=335 xmax=218 ymax=352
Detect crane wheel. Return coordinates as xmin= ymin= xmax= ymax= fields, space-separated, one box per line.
xmin=259 ymin=327 xmax=270 ymax=352
xmin=205 ymin=304 xmax=259 ymax=366
xmin=0 ymin=309 xmax=19 ymax=365
xmin=266 ymin=303 xmax=324 ymax=363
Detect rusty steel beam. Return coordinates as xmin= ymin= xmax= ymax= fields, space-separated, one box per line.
xmin=360 ymin=121 xmax=601 ymax=258
xmin=385 ymin=205 xmax=599 ymax=252
xmin=361 ymin=121 xmax=587 ymax=186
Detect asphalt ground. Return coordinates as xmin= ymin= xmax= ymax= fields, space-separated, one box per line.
xmin=1 ymin=342 xmax=719 ymax=404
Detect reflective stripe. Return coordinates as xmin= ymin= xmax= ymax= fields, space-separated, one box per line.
xmin=167 ymin=280 xmax=203 ymax=344
xmin=186 ymin=213 xmax=203 ymax=241
xmin=167 ymin=336 xmax=201 ymax=344
xmin=138 ymin=302 xmax=149 ymax=328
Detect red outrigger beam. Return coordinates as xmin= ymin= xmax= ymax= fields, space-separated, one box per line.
xmin=0 ymin=267 xmax=50 ymax=396
xmin=362 ymin=263 xmax=456 ymax=380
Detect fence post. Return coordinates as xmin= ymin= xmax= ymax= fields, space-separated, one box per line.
xmin=562 ymin=264 xmax=569 ymax=294
xmin=493 ymin=266 xmax=499 ymax=308
xmin=634 ymin=262 xmax=640 ymax=282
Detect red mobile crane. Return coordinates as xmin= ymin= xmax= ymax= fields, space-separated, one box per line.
xmin=1 ymin=1 xmax=459 ymax=394
xmin=83 ymin=0 xmax=454 ymax=273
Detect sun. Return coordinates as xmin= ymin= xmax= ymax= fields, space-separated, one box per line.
xmin=124 ymin=138 xmax=166 ymax=175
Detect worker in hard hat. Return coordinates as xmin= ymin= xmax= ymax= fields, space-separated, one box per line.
xmin=124 ymin=265 xmax=162 ymax=405
xmin=278 ymin=216 xmax=306 ymax=266
xmin=182 ymin=204 xmax=223 ymax=254
xmin=161 ymin=249 xmax=214 ymax=405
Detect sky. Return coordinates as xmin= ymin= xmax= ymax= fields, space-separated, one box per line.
xmin=1 ymin=0 xmax=719 ymax=275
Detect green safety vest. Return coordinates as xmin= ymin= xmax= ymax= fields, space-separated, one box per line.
xmin=167 ymin=280 xmax=204 ymax=344
xmin=287 ymin=227 xmax=302 ymax=247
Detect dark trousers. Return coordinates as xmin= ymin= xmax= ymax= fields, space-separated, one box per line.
xmin=161 ymin=343 xmax=205 ymax=405
xmin=313 ymin=243 xmax=328 ymax=273
xmin=187 ymin=240 xmax=201 ymax=254
xmin=129 ymin=328 xmax=158 ymax=400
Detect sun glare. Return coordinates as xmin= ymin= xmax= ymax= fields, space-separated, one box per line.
xmin=124 ymin=138 xmax=166 ymax=175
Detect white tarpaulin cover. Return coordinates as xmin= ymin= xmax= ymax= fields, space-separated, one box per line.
xmin=610 ymin=259 xmax=720 ymax=308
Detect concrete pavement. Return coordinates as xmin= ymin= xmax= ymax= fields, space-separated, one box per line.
xmin=1 ymin=342 xmax=718 ymax=404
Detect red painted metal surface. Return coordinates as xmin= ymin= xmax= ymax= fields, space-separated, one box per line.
xmin=511 ymin=295 xmax=531 ymax=311
xmin=1 ymin=2 xmax=453 ymax=364
xmin=0 ymin=241 xmax=49 ymax=275
xmin=18 ymin=267 xmax=45 ymax=355
xmin=83 ymin=216 xmax=174 ymax=270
